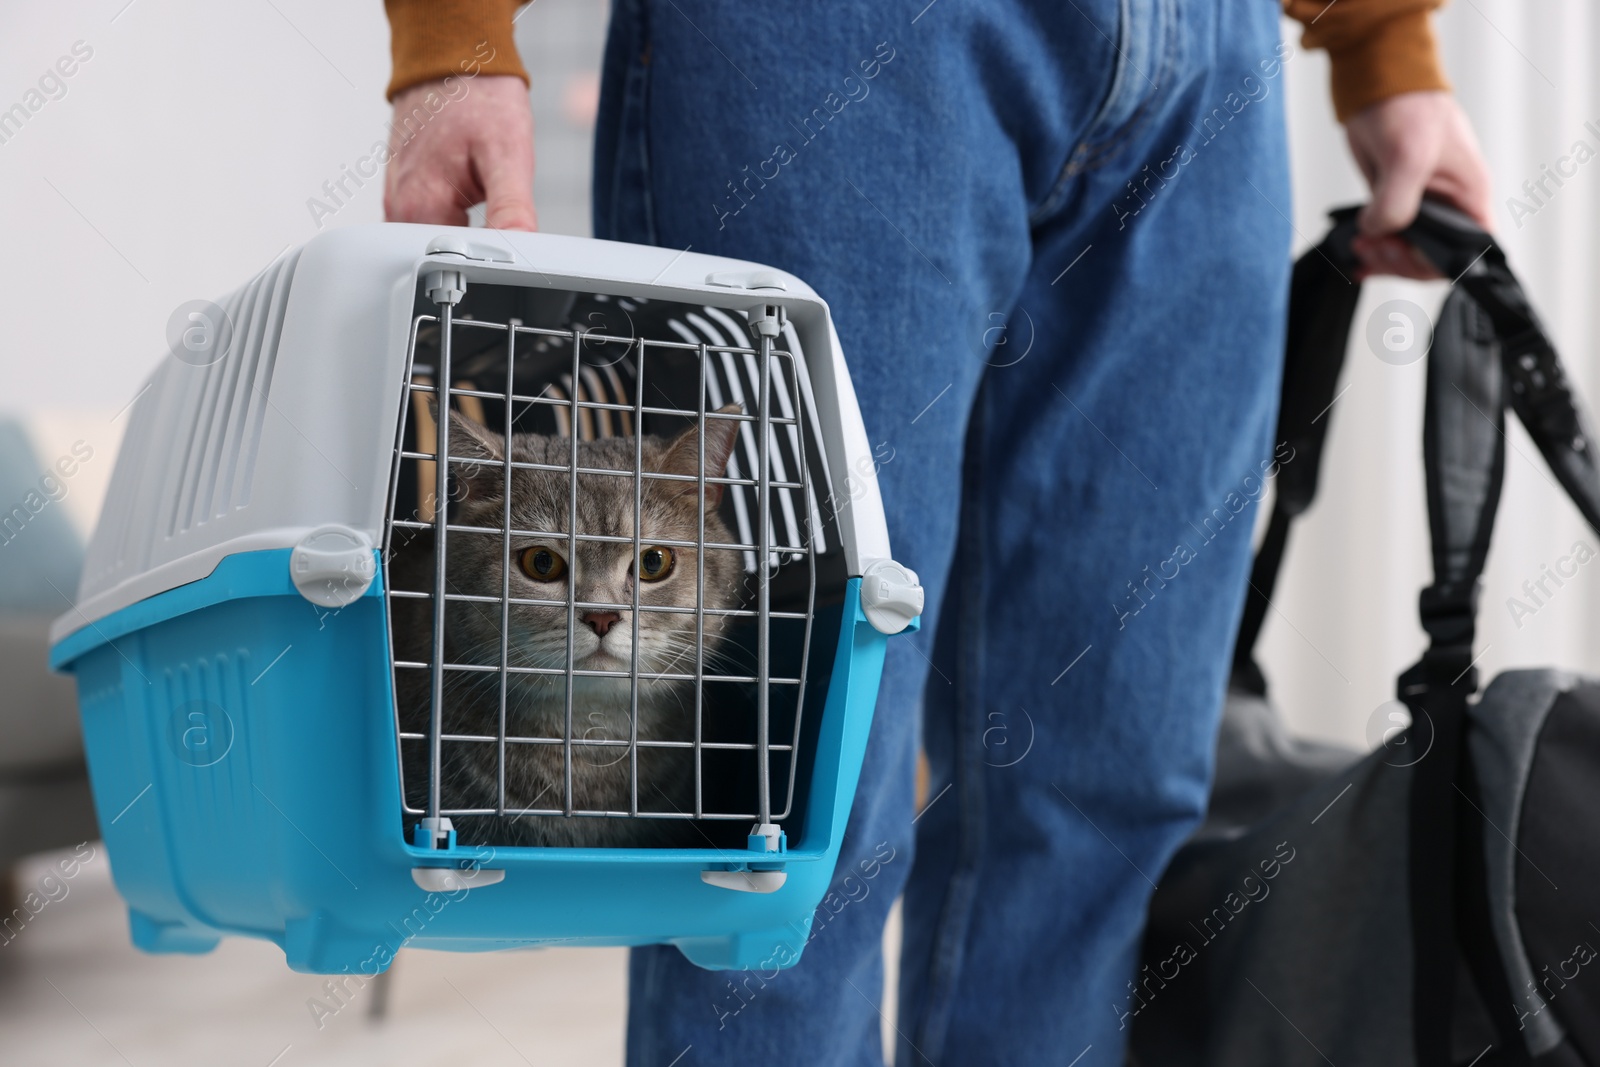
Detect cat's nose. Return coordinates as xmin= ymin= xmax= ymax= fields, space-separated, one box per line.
xmin=582 ymin=611 xmax=622 ymax=637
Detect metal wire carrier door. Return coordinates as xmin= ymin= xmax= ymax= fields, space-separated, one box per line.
xmin=384 ymin=271 xmax=819 ymax=852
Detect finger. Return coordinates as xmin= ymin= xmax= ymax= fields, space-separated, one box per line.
xmin=1435 ymin=171 xmax=1494 ymax=232
xmin=482 ymin=177 xmax=536 ymax=231
xmin=1399 ymin=169 xmax=1495 ymax=236
xmin=387 ymin=173 xmax=474 ymax=227
xmin=477 ymin=137 xmax=537 ymax=232
xmin=1359 ymin=149 xmax=1434 ymax=236
xmin=1351 ymin=235 xmax=1442 ymax=281
xmin=1441 ymin=123 xmax=1495 ymax=231
xmin=1343 ymin=129 xmax=1381 ymax=188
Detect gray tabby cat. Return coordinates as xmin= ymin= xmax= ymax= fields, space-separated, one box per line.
xmin=392 ymin=405 xmax=744 ymax=847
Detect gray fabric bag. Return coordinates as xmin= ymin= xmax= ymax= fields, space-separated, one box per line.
xmin=1130 ymin=202 xmax=1600 ymax=1067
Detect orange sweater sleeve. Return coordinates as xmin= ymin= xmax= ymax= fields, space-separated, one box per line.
xmin=384 ymin=0 xmax=528 ymax=101
xmin=382 ymin=0 xmax=1447 ymax=122
xmin=1283 ymin=0 xmax=1451 ymax=122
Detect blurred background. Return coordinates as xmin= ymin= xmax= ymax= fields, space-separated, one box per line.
xmin=0 ymin=0 xmax=1595 ymax=1063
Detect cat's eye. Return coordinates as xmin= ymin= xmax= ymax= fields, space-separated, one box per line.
xmin=637 ymin=546 xmax=675 ymax=582
xmin=518 ymin=546 xmax=567 ymax=582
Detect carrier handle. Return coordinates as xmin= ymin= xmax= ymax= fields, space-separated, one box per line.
xmin=1402 ymin=205 xmax=1600 ymax=695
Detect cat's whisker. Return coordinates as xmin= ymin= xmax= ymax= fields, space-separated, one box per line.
xmin=646 ymin=633 xmax=748 ymax=678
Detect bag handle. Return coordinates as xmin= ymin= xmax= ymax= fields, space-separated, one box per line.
xmin=1230 ymin=208 xmax=1363 ymax=694
xmin=1232 ymin=199 xmax=1600 ymax=694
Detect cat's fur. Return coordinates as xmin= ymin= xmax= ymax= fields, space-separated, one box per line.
xmin=392 ymin=406 xmax=744 ymax=847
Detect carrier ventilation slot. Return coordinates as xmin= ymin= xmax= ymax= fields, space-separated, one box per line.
xmin=171 ymin=250 xmax=300 ymax=533
xmin=85 ymin=251 xmax=301 ymax=595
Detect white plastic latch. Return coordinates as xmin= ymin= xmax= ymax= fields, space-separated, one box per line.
xmin=704 ymin=269 xmax=788 ymax=291
xmin=290 ymin=526 xmax=377 ymax=608
xmin=425 ymin=234 xmax=514 ymax=262
xmin=700 ymin=869 xmax=788 ymax=893
xmin=411 ymin=866 xmax=506 ymax=892
xmin=859 ymin=559 xmax=923 ymax=635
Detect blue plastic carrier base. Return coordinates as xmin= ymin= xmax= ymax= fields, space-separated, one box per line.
xmin=50 ymin=549 xmax=891 ymax=974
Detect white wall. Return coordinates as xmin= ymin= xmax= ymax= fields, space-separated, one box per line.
xmin=4 ymin=3 xmax=387 ymax=419
xmin=0 ymin=0 xmax=606 ymax=417
xmin=1274 ymin=1 xmax=1600 ymax=747
xmin=3 ymin=0 xmax=1596 ymax=748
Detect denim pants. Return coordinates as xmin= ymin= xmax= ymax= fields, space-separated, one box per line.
xmin=593 ymin=0 xmax=1292 ymax=1062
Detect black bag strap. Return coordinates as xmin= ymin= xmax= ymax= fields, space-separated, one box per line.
xmin=1233 ymin=198 xmax=1600 ymax=691
xmin=1398 ymin=205 xmax=1600 ymax=1067
xmin=1231 ymin=207 xmax=1363 ymax=694
xmin=1233 ymin=197 xmax=1600 ymax=1065
xmin=1405 ymin=277 xmax=1507 ymax=1067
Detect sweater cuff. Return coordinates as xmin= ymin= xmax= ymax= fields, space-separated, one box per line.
xmin=1325 ymin=8 xmax=1451 ymax=122
xmin=385 ymin=0 xmax=529 ymax=101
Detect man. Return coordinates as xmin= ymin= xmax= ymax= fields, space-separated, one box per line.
xmin=381 ymin=1 xmax=1491 ymax=1062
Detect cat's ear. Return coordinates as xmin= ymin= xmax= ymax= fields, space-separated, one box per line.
xmin=663 ymin=404 xmax=742 ymax=507
xmin=427 ymin=399 xmax=507 ymax=502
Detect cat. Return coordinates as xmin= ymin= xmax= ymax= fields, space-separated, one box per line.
xmin=391 ymin=404 xmax=746 ymax=848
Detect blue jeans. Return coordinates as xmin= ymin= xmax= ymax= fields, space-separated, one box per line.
xmin=593 ymin=0 xmax=1291 ymax=1062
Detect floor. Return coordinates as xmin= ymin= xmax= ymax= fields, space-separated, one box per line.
xmin=0 ymin=844 xmax=902 ymax=1066
xmin=0 ymin=844 xmax=627 ymax=1066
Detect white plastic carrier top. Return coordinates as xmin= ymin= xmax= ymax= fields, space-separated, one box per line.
xmin=53 ymin=224 xmax=892 ymax=643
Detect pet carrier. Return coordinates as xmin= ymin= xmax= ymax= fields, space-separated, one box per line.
xmin=47 ymin=224 xmax=922 ymax=974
